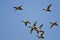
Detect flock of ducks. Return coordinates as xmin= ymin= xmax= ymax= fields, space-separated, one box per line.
xmin=21 ymin=20 xmax=58 ymax=39
xmin=13 ymin=3 xmax=58 ymax=40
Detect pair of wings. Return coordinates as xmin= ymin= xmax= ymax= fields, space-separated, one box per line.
xmin=50 ymin=22 xmax=58 ymax=28
xmin=30 ymin=21 xmax=37 ymax=34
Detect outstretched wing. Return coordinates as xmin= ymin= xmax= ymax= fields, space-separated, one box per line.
xmin=30 ymin=28 xmax=33 ymax=34
xmin=50 ymin=22 xmax=54 ymax=29
xmin=40 ymin=31 xmax=44 ymax=37
xmin=50 ymin=25 xmax=53 ymax=29
xmin=39 ymin=24 xmax=43 ymax=29
xmin=33 ymin=21 xmax=37 ymax=27
xmin=47 ymin=4 xmax=52 ymax=10
xmin=54 ymin=22 xmax=58 ymax=26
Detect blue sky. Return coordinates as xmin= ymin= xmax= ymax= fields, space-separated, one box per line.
xmin=0 ymin=0 xmax=60 ymax=40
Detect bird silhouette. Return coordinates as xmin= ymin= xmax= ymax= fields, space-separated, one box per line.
xmin=21 ymin=20 xmax=30 ymax=26
xmin=35 ymin=24 xmax=43 ymax=34
xmin=37 ymin=31 xmax=44 ymax=39
xmin=13 ymin=5 xmax=23 ymax=11
xmin=29 ymin=21 xmax=37 ymax=34
xmin=50 ymin=22 xmax=58 ymax=29
xmin=43 ymin=4 xmax=52 ymax=12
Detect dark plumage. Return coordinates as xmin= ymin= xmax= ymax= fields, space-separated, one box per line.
xmin=50 ymin=22 xmax=58 ymax=29
xmin=13 ymin=5 xmax=23 ymax=11
xmin=21 ymin=20 xmax=30 ymax=26
xmin=37 ymin=31 xmax=44 ymax=39
xmin=43 ymin=4 xmax=52 ymax=12
xmin=29 ymin=21 xmax=37 ymax=34
xmin=35 ymin=24 xmax=43 ymax=34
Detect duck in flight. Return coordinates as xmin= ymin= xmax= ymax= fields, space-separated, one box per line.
xmin=35 ymin=24 xmax=43 ymax=34
xmin=50 ymin=22 xmax=58 ymax=29
xmin=21 ymin=20 xmax=30 ymax=26
xmin=43 ymin=4 xmax=52 ymax=12
xmin=37 ymin=31 xmax=44 ymax=39
xmin=13 ymin=5 xmax=23 ymax=11
xmin=29 ymin=21 xmax=37 ymax=34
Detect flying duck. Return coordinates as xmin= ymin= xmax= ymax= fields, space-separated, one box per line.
xmin=21 ymin=20 xmax=30 ymax=26
xmin=37 ymin=31 xmax=44 ymax=39
xmin=50 ymin=22 xmax=58 ymax=29
xmin=13 ymin=5 xmax=23 ymax=11
xmin=35 ymin=24 xmax=43 ymax=34
xmin=29 ymin=21 xmax=37 ymax=34
xmin=43 ymin=4 xmax=52 ymax=12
